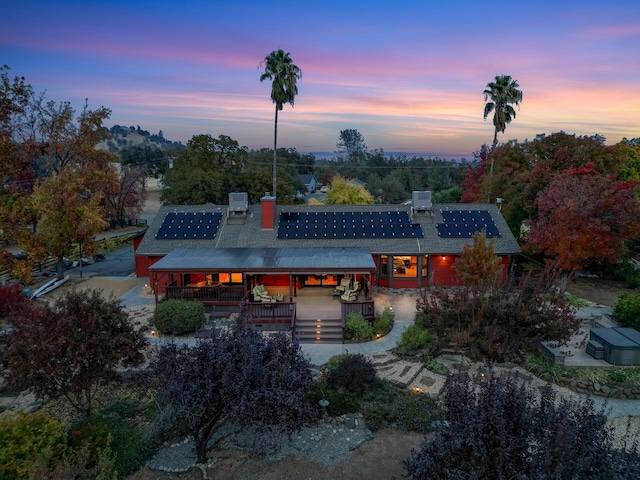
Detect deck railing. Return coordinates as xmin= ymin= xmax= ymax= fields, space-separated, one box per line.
xmin=165 ymin=284 xmax=245 ymax=303
xmin=341 ymin=299 xmax=375 ymax=322
xmin=248 ymin=301 xmax=296 ymax=328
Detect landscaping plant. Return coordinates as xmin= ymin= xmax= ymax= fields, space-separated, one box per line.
xmin=2 ymin=288 xmax=148 ymax=417
xmin=153 ymin=298 xmax=205 ymax=335
xmin=326 ymin=353 xmax=378 ymax=395
xmin=417 ymin=265 xmax=579 ymax=362
xmin=613 ymin=291 xmax=640 ymax=331
xmin=150 ymin=302 xmax=313 ymax=464
xmin=405 ymin=372 xmax=640 ymax=479
xmin=343 ymin=312 xmax=374 ymax=341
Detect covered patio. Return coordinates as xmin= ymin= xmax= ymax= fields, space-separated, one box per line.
xmin=148 ymin=246 xmax=377 ymax=342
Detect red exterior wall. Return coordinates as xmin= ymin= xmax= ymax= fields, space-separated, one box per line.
xmin=431 ymin=255 xmax=457 ymax=285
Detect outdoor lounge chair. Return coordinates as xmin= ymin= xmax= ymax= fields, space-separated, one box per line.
xmin=335 ymin=277 xmax=351 ymax=293
xmin=252 ymin=284 xmax=269 ymax=302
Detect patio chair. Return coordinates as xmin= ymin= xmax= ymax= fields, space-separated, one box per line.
xmin=335 ymin=277 xmax=351 ymax=293
xmin=341 ymin=289 xmax=358 ymax=302
xmin=252 ymin=284 xmax=269 ymax=302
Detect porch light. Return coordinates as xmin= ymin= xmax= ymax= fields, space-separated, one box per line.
xmin=441 ymin=256 xmax=446 ymax=260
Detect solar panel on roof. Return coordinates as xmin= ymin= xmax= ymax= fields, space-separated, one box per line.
xmin=277 ymin=211 xmax=424 ymax=239
xmin=435 ymin=210 xmax=501 ymax=238
xmin=155 ymin=212 xmax=222 ymax=239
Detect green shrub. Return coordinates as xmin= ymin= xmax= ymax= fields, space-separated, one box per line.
xmin=415 ymin=310 xmax=429 ymax=329
xmin=373 ymin=307 xmax=393 ymax=337
xmin=71 ymin=412 xmax=155 ymax=478
xmin=325 ymin=353 xmax=351 ymax=371
xmin=394 ymin=325 xmax=430 ymax=356
xmin=153 ymin=299 xmax=205 ymax=335
xmin=327 ymin=353 xmax=377 ymax=395
xmin=0 ymin=412 xmax=68 ymax=479
xmin=343 ymin=312 xmax=374 ymax=341
xmin=305 ymin=379 xmax=361 ymax=416
xmin=613 ymin=291 xmax=640 ymax=330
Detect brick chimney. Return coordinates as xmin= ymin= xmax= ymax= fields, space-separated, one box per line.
xmin=260 ymin=193 xmax=276 ymax=229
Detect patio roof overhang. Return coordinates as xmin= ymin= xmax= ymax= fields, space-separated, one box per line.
xmin=149 ymin=246 xmax=376 ymax=273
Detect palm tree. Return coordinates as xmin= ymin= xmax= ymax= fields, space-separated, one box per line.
xmin=483 ymin=74 xmax=523 ymax=202
xmin=260 ymin=49 xmax=302 ymax=200
xmin=483 ymin=74 xmax=523 ymax=151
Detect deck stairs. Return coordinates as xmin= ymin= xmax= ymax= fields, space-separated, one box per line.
xmin=294 ymin=317 xmax=343 ymax=344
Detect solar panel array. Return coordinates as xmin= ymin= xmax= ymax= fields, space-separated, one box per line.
xmin=278 ymin=211 xmax=424 ymax=239
xmin=436 ymin=210 xmax=501 ymax=238
xmin=155 ymin=212 xmax=222 ymax=239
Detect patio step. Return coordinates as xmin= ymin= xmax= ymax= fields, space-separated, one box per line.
xmin=295 ymin=318 xmax=343 ymax=344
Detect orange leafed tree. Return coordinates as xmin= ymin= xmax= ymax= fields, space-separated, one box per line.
xmin=454 ymin=231 xmax=503 ymax=287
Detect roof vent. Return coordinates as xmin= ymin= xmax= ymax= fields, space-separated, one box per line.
xmin=228 ymin=192 xmax=248 ymax=218
xmin=411 ymin=191 xmax=432 ymax=215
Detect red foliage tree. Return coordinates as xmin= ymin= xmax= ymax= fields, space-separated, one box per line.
xmin=3 ymin=289 xmax=148 ymax=416
xmin=525 ymin=164 xmax=640 ymax=272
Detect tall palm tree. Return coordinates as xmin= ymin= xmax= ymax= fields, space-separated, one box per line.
xmin=483 ymin=74 xmax=523 ymax=150
xmin=483 ymin=74 xmax=523 ymax=202
xmin=260 ymin=49 xmax=302 ymax=200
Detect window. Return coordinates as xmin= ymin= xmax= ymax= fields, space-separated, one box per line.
xmin=392 ymin=256 xmax=417 ymax=278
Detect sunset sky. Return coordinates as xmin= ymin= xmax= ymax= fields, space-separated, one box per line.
xmin=2 ymin=0 xmax=639 ymax=159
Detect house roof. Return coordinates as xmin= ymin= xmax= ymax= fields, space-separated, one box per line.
xmin=149 ymin=246 xmax=376 ymax=272
xmin=136 ymin=202 xmax=521 ymax=258
xmin=298 ymin=174 xmax=316 ymax=185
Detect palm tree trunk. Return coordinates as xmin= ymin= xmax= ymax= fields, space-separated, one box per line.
xmin=487 ymin=129 xmax=498 ymax=202
xmin=273 ymin=105 xmax=278 ymax=199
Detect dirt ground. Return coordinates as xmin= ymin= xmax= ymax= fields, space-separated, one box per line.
xmin=127 ymin=429 xmax=424 ymax=480
xmin=565 ymin=276 xmax=636 ymax=307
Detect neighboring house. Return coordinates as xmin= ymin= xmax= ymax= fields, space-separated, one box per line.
xmin=134 ymin=191 xmax=520 ymax=342
xmin=298 ymin=174 xmax=317 ymax=194
xmin=346 ymin=178 xmax=366 ymax=188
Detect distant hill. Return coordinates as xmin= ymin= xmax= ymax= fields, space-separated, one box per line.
xmin=97 ymin=125 xmax=184 ymax=153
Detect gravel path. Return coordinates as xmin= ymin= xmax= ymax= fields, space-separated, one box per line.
xmin=146 ymin=414 xmax=373 ymax=474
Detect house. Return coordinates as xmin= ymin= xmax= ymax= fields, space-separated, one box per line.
xmin=134 ymin=191 xmax=521 ymax=342
xmin=298 ymin=174 xmax=317 ymax=194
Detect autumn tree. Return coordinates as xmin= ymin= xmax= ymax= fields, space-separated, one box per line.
xmin=325 ymin=175 xmax=374 ymax=205
xmin=525 ymin=164 xmax=640 ymax=273
xmin=1 ymin=73 xmax=119 ymax=282
xmin=103 ymin=164 xmax=147 ymax=226
xmin=454 ymin=231 xmax=502 ymax=287
xmin=2 ymin=288 xmax=148 ymax=416
xmin=150 ymin=303 xmax=313 ymax=464
xmin=405 ymin=372 xmax=640 ymax=479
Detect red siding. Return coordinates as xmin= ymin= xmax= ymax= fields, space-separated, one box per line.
xmin=432 ymin=255 xmax=457 ymax=285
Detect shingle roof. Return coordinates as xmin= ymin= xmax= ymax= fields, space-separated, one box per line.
xmin=135 ymin=202 xmax=521 ymax=257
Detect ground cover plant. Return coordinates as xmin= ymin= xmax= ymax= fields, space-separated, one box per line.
xmin=307 ymin=354 xmax=441 ymax=432
xmin=404 ymin=372 xmax=640 ymax=480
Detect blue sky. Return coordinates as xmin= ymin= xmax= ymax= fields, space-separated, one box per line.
xmin=2 ymin=0 xmax=639 ymax=158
